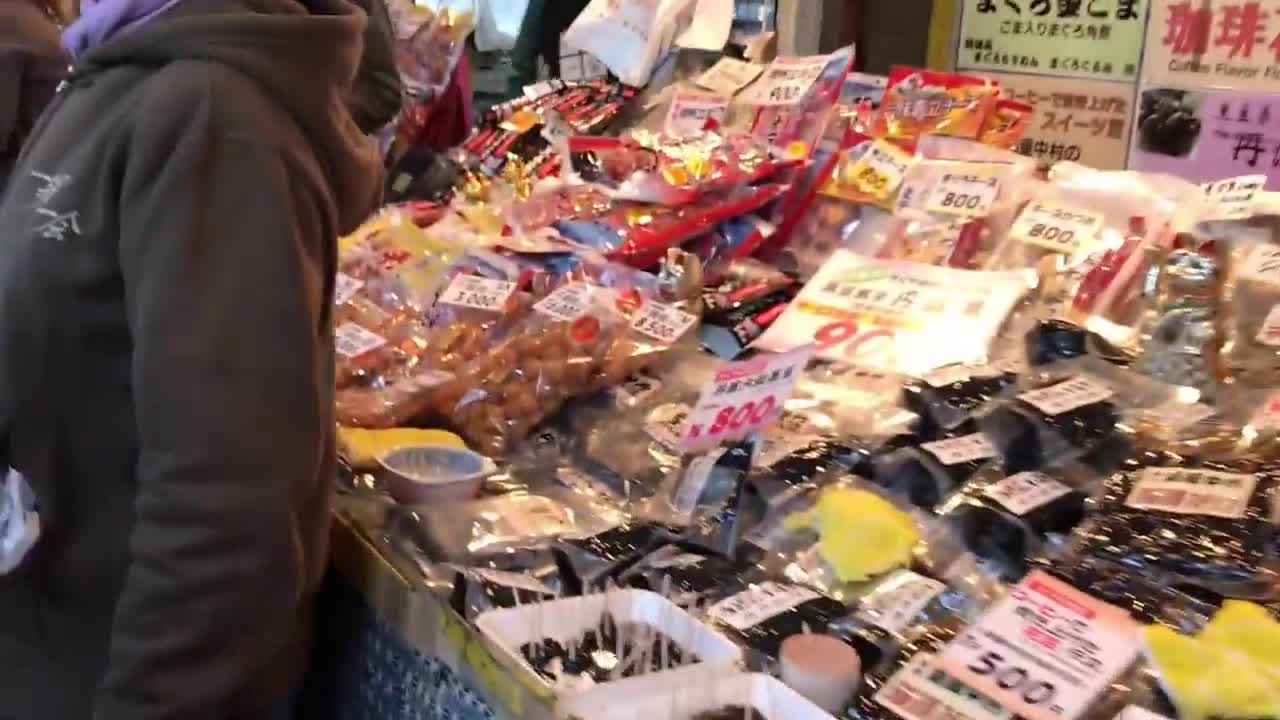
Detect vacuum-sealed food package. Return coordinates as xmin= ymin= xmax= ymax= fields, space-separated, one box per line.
xmin=901 ymin=366 xmax=1019 ymax=437
xmin=705 ymin=579 xmax=851 ymax=661
xmin=936 ymin=462 xmax=1097 ymax=581
xmin=1068 ymin=452 xmax=1279 ymax=597
xmin=871 ymin=425 xmax=1000 ymax=510
xmin=1030 ymin=555 xmax=1217 ymax=630
xmin=1220 ymin=226 xmax=1280 ymax=387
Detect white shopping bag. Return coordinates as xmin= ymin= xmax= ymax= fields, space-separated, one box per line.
xmin=473 ymin=0 xmax=530 ymax=51
xmin=0 ymin=469 xmax=39 ymax=575
xmin=563 ymin=0 xmax=696 ymax=87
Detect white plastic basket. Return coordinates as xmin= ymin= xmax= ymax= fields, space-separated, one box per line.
xmin=474 ymin=589 xmax=742 ymax=699
xmin=557 ymin=671 xmax=837 ymax=719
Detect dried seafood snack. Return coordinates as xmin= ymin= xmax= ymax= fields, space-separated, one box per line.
xmin=901 ymin=367 xmax=1018 ymax=437
xmin=1068 ymin=454 xmax=1278 ymax=597
xmin=979 ymin=374 xmax=1120 ymax=472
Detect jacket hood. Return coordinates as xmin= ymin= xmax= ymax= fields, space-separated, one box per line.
xmin=75 ymin=0 xmax=382 ymax=232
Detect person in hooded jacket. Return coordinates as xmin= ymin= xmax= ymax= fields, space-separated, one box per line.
xmin=0 ymin=0 xmax=382 ymax=716
xmin=0 ymin=0 xmax=67 ymax=194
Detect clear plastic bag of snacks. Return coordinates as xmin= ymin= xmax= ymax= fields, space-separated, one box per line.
xmin=1067 ymin=448 xmax=1280 ymax=598
xmin=871 ymin=68 xmax=1000 ymax=149
xmin=1220 ymin=223 xmax=1280 ymax=387
xmin=562 ymin=0 xmax=696 ymax=87
xmin=750 ymin=46 xmax=854 ymax=155
xmin=387 ymin=2 xmax=475 ymax=101
xmin=431 ymin=252 xmax=704 ymax=455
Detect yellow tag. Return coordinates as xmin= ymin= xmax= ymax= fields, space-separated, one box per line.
xmin=785 ymin=140 xmax=810 ymax=160
xmin=843 ymin=140 xmax=913 ymax=200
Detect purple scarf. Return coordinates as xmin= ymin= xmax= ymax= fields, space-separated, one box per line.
xmin=63 ymin=0 xmax=185 ymax=57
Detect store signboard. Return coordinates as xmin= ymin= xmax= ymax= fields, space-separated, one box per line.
xmin=1142 ymin=0 xmax=1280 ymax=92
xmin=955 ymin=0 xmax=1149 ymax=81
xmin=983 ymin=71 xmax=1135 ymax=169
xmin=1130 ymin=86 xmax=1280 ymax=188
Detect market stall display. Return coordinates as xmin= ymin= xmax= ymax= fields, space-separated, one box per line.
xmin=326 ymin=48 xmax=1280 ymax=720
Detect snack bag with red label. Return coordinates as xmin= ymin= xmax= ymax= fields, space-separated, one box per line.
xmin=978 ymin=98 xmax=1033 ymax=150
xmin=872 ymin=67 xmax=999 ymax=148
xmin=431 ymin=252 xmax=704 ymax=455
xmin=751 ymin=46 xmax=855 ymax=157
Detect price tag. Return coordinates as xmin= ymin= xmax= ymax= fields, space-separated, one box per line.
xmin=439 ymin=275 xmax=517 ymax=312
xmin=523 ymin=81 xmax=555 ymax=100
xmin=740 ymin=54 xmax=831 ymax=107
xmin=921 ymin=433 xmax=997 ymax=466
xmin=681 ymin=345 xmax=813 ymax=451
xmin=1018 ymin=376 xmax=1113 ymax=416
xmin=335 ymin=322 xmax=386 ymax=358
xmin=876 ymin=653 xmax=1011 ymax=720
xmin=534 ymin=282 xmax=593 ymax=322
xmin=983 ymin=472 xmax=1073 ymax=516
xmin=1203 ymin=175 xmax=1266 ymax=220
xmin=664 ymin=90 xmax=729 ymax=136
xmin=1257 ymin=305 xmax=1280 ymax=346
xmin=707 ymin=581 xmax=821 ymax=631
xmin=1237 ymin=244 xmax=1280 ymax=288
xmin=1009 ymin=202 xmax=1104 ymax=254
xmin=846 ymin=140 xmax=914 ymax=199
xmin=1125 ymin=467 xmax=1257 ymax=520
xmin=631 ymin=300 xmax=698 ymax=344
xmin=696 ymin=56 xmax=766 ymax=96
xmin=334 ymin=272 xmax=364 ymax=305
xmin=856 ymin=570 xmax=948 ymax=636
xmin=940 ymin=571 xmax=1140 ymax=720
xmin=926 ymin=172 xmax=1001 ymax=218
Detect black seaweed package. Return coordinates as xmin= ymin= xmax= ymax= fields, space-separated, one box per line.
xmin=1068 ymin=455 xmax=1279 ymax=597
xmin=902 ymin=368 xmax=1018 ymax=439
xmin=979 ymin=374 xmax=1119 ymax=472
xmin=617 ymin=544 xmax=753 ymax=605
xmin=449 ymin=561 xmax=561 ymax=619
xmin=937 ymin=463 xmax=1095 ymax=582
xmin=554 ymin=522 xmax=683 ymax=593
xmin=705 ymin=580 xmax=849 ymax=661
xmin=871 ymin=424 xmax=1000 ymax=509
xmin=1024 ymin=318 xmax=1132 ymax=368
xmin=1029 ymin=555 xmax=1216 ymax=631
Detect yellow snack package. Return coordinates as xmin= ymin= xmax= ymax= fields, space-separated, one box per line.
xmin=785 ymin=487 xmax=919 ymax=582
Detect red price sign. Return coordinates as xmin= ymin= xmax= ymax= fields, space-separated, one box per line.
xmin=681 ymin=346 xmax=813 ymax=452
xmin=813 ymin=319 xmax=896 ymax=362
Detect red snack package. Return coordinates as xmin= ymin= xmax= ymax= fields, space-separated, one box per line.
xmin=873 ymin=67 xmax=999 ymax=147
xmin=979 ymin=98 xmax=1034 ymax=150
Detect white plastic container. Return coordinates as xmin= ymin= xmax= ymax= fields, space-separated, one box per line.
xmin=557 ymin=671 xmax=838 ymax=719
xmin=474 ymin=589 xmax=742 ymax=699
xmin=377 ymin=444 xmax=496 ymax=504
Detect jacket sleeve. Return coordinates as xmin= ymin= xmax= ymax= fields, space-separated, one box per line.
xmin=94 ymin=100 xmax=330 ymax=719
xmin=347 ymin=0 xmax=403 ymax=134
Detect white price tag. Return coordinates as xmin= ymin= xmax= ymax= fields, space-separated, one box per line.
xmin=672 ymin=449 xmax=728 ymax=514
xmin=846 ymin=140 xmax=914 ymax=199
xmin=1238 ymin=243 xmax=1280 ymax=288
xmin=630 ymin=300 xmax=698 ymax=344
xmin=1203 ymin=175 xmax=1266 ymax=220
xmin=534 ymin=282 xmax=593 ymax=322
xmin=708 ymin=581 xmax=821 ymax=631
xmin=523 ymin=81 xmax=555 ymax=100
xmin=334 ymin=272 xmax=364 ymax=305
xmin=926 ymin=172 xmax=1001 ymax=218
xmin=439 ymin=275 xmax=517 ymax=312
xmin=740 ymin=54 xmax=831 ymax=107
xmin=876 ymin=653 xmax=1011 ymax=720
xmin=335 ymin=322 xmax=386 ymax=358
xmin=696 ymin=57 xmax=766 ymax=96
xmin=681 ymin=346 xmax=813 ymax=452
xmin=984 ymin=472 xmax=1073 ymax=516
xmin=940 ymin=571 xmax=1140 ymax=720
xmin=1125 ymin=467 xmax=1257 ymax=520
xmin=664 ymin=90 xmax=728 ymax=137
xmin=1257 ymin=305 xmax=1280 ymax=346
xmin=1009 ymin=202 xmax=1104 ymax=255
xmin=856 ymin=570 xmax=948 ymax=635
xmin=470 ymin=568 xmax=554 ymax=596
xmin=1018 ymin=376 xmax=1113 ymax=416
xmin=921 ymin=433 xmax=997 ymax=466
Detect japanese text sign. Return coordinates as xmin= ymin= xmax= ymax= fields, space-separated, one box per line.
xmin=1143 ymin=0 xmax=1280 ymax=92
xmin=1130 ymin=87 xmax=1280 ymax=189
xmin=680 ymin=346 xmax=813 ymax=452
xmin=983 ymin=71 xmax=1134 ymax=169
xmin=958 ymin=0 xmax=1149 ymax=81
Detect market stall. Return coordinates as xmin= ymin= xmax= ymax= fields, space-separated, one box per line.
xmin=318 ymin=3 xmax=1280 ymax=719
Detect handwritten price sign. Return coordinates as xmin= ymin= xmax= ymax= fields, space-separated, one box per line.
xmin=439 ymin=275 xmax=517 ymax=312
xmin=681 ymin=345 xmax=813 ymax=452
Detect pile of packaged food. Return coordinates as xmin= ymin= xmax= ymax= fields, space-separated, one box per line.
xmin=336 ymin=59 xmax=1280 ymax=720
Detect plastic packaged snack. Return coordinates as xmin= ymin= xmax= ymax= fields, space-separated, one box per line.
xmin=1068 ymin=450 xmax=1279 ymax=598
xmin=705 ymin=579 xmax=851 ymax=662
xmin=1029 ymin=555 xmax=1217 ymax=630
xmin=871 ymin=68 xmax=999 ymax=148
xmin=749 ymin=46 xmax=855 ymax=155
xmin=901 ymin=366 xmax=1019 ymax=437
xmin=978 ymin=98 xmax=1033 ymax=150
xmin=699 ymin=259 xmax=799 ymax=359
xmin=1220 ymin=225 xmax=1280 ymax=387
xmin=388 ymin=3 xmax=474 ymax=101
xmin=870 ymin=424 xmax=1001 ymax=510
xmin=936 ymin=462 xmax=1097 ymax=581
xmin=431 ymin=253 xmax=703 ymax=454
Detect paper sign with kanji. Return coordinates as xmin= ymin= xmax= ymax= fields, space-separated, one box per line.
xmin=957 ymin=0 xmax=1149 ymax=81
xmin=1142 ymin=0 xmax=1280 ymax=92
xmin=981 ymin=71 xmax=1134 ymax=169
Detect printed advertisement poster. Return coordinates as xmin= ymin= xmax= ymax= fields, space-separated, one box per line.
xmin=985 ymin=71 xmax=1135 ymax=168
xmin=1143 ymin=0 xmax=1280 ymax=92
xmin=956 ymin=0 xmax=1150 ymax=81
xmin=1130 ymin=86 xmax=1280 ymax=188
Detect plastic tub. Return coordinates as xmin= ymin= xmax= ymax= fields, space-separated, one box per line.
xmin=558 ymin=671 xmax=837 ymax=719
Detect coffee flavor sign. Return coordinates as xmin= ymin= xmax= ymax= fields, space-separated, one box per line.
xmin=1143 ymin=0 xmax=1280 ymax=92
